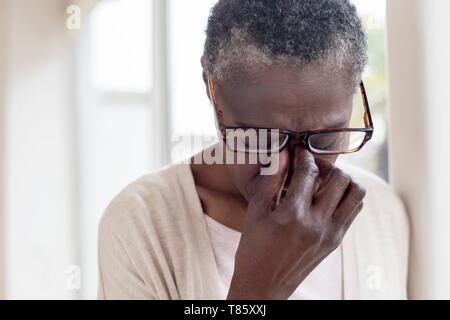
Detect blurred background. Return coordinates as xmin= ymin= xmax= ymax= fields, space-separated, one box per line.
xmin=0 ymin=0 xmax=449 ymax=299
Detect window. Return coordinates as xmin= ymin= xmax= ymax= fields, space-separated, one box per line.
xmin=344 ymin=0 xmax=389 ymax=181
xmin=77 ymin=0 xmax=158 ymax=298
xmin=168 ymin=0 xmax=218 ymax=163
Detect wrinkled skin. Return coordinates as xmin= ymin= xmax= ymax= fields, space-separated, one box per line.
xmin=190 ymin=64 xmax=366 ymax=300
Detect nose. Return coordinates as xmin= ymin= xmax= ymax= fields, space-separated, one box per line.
xmin=285 ymin=133 xmax=309 ymax=157
xmin=285 ymin=139 xmax=336 ymax=164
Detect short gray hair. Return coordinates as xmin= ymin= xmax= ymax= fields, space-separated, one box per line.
xmin=202 ymin=0 xmax=368 ymax=85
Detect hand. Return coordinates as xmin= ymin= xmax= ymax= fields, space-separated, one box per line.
xmin=227 ymin=145 xmax=366 ymax=300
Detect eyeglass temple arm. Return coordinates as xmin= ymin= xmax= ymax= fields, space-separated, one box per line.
xmin=208 ymin=76 xmax=225 ymax=126
xmin=360 ymin=81 xmax=374 ymax=129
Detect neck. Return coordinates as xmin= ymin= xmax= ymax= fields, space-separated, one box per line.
xmin=190 ymin=145 xmax=248 ymax=232
xmin=190 ymin=145 xmax=241 ymax=195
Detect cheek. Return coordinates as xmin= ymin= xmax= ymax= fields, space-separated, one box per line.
xmin=227 ymin=163 xmax=261 ymax=201
xmin=226 ymin=151 xmax=290 ymax=202
xmin=220 ymin=142 xmax=263 ymax=200
xmin=316 ymin=154 xmax=339 ymax=164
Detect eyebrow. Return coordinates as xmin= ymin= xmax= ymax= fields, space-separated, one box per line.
xmin=232 ymin=120 xmax=350 ymax=130
xmin=323 ymin=120 xmax=349 ymax=129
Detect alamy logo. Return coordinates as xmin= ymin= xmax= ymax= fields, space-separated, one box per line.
xmin=66 ymin=5 xmax=81 ymax=30
xmin=365 ymin=265 xmax=381 ymax=291
xmin=171 ymin=129 xmax=282 ymax=175
xmin=66 ymin=265 xmax=81 ymax=291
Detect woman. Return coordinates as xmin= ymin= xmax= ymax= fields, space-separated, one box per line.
xmin=98 ymin=0 xmax=409 ymax=300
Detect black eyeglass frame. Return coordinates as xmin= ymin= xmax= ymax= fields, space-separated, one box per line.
xmin=208 ymin=77 xmax=374 ymax=156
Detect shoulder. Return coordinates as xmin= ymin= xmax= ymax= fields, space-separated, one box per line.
xmin=98 ymin=162 xmax=190 ymax=245
xmin=337 ymin=161 xmax=407 ymax=220
xmin=337 ymin=160 xmax=410 ymax=254
xmin=97 ymin=162 xmax=205 ymax=299
xmin=335 ymin=162 xmax=410 ymax=298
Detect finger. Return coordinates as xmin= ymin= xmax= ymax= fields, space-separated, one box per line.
xmin=322 ymin=200 xmax=363 ymax=251
xmin=247 ymin=152 xmax=289 ymax=223
xmin=313 ymin=165 xmax=351 ymax=218
xmin=280 ymin=146 xmax=319 ymax=215
xmin=313 ymin=157 xmax=335 ymax=191
xmin=341 ymin=201 xmax=364 ymax=233
xmin=331 ymin=181 xmax=366 ymax=227
xmin=331 ymin=200 xmax=364 ymax=244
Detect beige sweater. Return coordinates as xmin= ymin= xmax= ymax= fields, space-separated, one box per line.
xmin=97 ymin=160 xmax=410 ymax=300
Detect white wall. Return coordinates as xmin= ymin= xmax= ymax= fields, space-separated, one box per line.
xmin=2 ymin=0 xmax=78 ymax=299
xmin=387 ymin=0 xmax=450 ymax=299
xmin=76 ymin=0 xmax=156 ymax=298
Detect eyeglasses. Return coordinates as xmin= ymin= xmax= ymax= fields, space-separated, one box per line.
xmin=208 ymin=76 xmax=374 ymax=155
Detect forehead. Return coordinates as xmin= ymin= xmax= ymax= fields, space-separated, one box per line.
xmin=217 ymin=65 xmax=355 ymax=131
